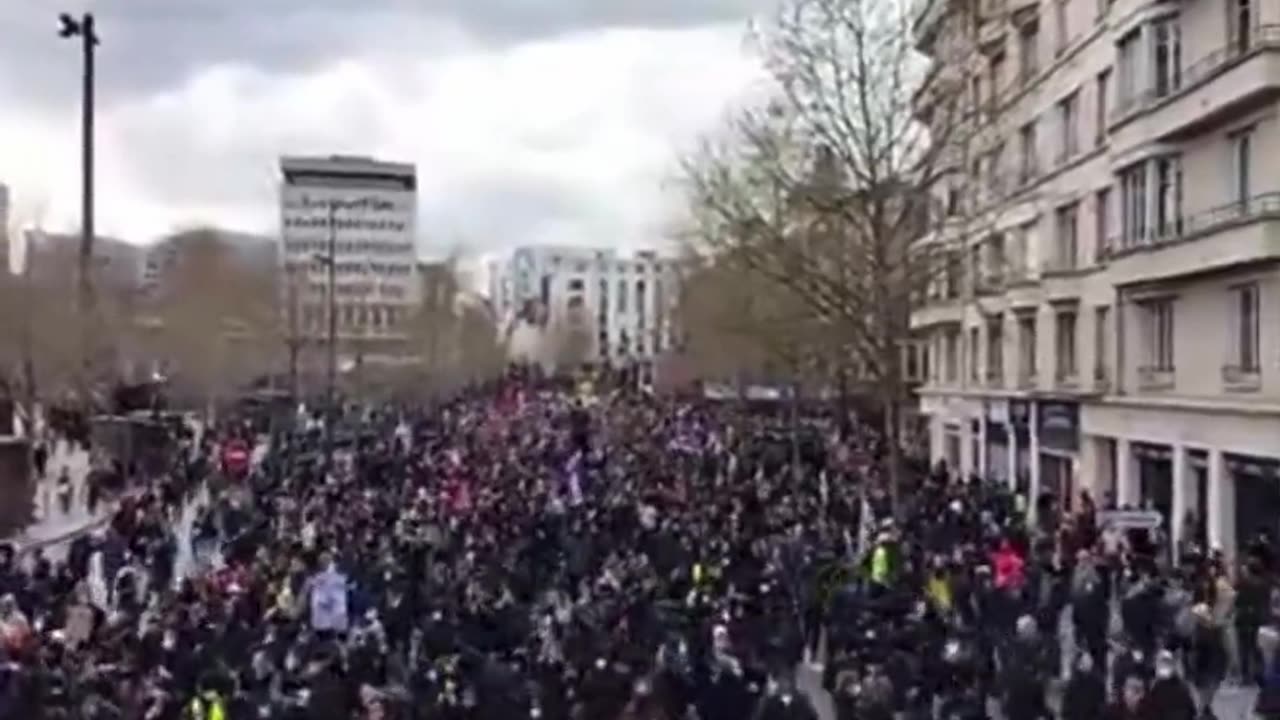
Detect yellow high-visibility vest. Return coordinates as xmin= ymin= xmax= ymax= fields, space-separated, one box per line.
xmin=870 ymin=546 xmax=890 ymax=585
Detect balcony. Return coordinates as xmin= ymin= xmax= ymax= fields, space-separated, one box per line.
xmin=1016 ymin=371 xmax=1037 ymax=390
xmin=1110 ymin=25 xmax=1280 ymax=151
xmin=1222 ymin=364 xmax=1262 ymax=393
xmin=974 ymin=272 xmax=1006 ymax=296
xmin=978 ymin=16 xmax=1008 ymax=56
xmin=910 ymin=298 xmax=964 ymax=328
xmin=1055 ymin=368 xmax=1079 ymax=390
xmin=1137 ymin=365 xmax=1175 ymax=392
xmin=1105 ymin=192 xmax=1280 ymax=286
xmin=985 ymin=366 xmax=1005 ymax=388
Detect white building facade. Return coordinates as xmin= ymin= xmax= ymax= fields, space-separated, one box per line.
xmin=912 ymin=0 xmax=1280 ymax=558
xmin=490 ymin=246 xmax=679 ymax=367
xmin=279 ymin=156 xmax=418 ymax=349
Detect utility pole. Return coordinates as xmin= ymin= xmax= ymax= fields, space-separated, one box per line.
xmin=59 ymin=12 xmax=99 ymax=401
xmin=325 ymin=200 xmax=338 ymax=474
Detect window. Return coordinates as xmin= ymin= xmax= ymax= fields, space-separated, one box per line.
xmin=989 ymin=53 xmax=1006 ymax=106
xmin=1094 ymin=69 xmax=1111 ymax=145
xmin=1054 ymin=203 xmax=1079 ymax=270
xmin=1018 ymin=21 xmax=1040 ymax=83
xmin=987 ymin=142 xmax=1006 ymax=196
xmin=567 ymin=278 xmax=584 ymax=291
xmin=1232 ymin=283 xmax=1260 ymax=371
xmin=971 ymin=76 xmax=984 ymax=117
xmin=987 ymin=315 xmax=1005 ymax=383
xmin=617 ymin=280 xmax=627 ymax=311
xmin=1055 ymin=309 xmax=1078 ymax=380
xmin=1017 ymin=313 xmax=1038 ymax=380
xmin=1116 ymin=30 xmax=1140 ymax=109
xmin=969 ymin=326 xmax=981 ymax=383
xmin=1151 ymin=17 xmax=1182 ymax=98
xmin=1019 ymin=121 xmax=1038 ymax=184
xmin=1094 ymin=187 xmax=1112 ymax=261
xmin=1119 ymin=163 xmax=1147 ymax=246
xmin=1141 ymin=299 xmax=1175 ymax=370
xmin=1229 ymin=0 xmax=1253 ymax=53
xmin=1057 ymin=91 xmax=1079 ymax=162
xmin=1094 ymin=305 xmax=1111 ymax=381
xmin=988 ymin=234 xmax=1007 ymax=280
xmin=1153 ymin=155 xmax=1183 ymax=238
xmin=1054 ymin=0 xmax=1070 ymax=54
xmin=1232 ymin=127 xmax=1253 ymax=206
xmin=944 ymin=329 xmax=959 ymax=382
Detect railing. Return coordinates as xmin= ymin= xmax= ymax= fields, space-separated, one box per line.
xmin=1016 ymin=371 xmax=1037 ymax=390
xmin=1137 ymin=365 xmax=1175 ymax=391
xmin=986 ymin=367 xmax=1005 ymax=388
xmin=1110 ymin=24 xmax=1280 ymax=125
xmin=1222 ymin=364 xmax=1261 ymax=391
xmin=1102 ymin=191 xmax=1280 ymax=259
xmin=1093 ymin=366 xmax=1111 ymax=393
xmin=1055 ymin=368 xmax=1079 ymax=388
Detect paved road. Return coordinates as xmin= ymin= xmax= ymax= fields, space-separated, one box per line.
xmin=16 ymin=442 xmax=97 ymax=545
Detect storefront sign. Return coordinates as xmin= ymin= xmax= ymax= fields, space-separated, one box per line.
xmin=1098 ymin=509 xmax=1163 ymax=530
xmin=1036 ymin=401 xmax=1079 ymax=451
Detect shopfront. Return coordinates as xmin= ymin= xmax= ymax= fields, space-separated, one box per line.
xmin=1230 ymin=454 xmax=1280 ymax=547
xmin=1036 ymin=400 xmax=1079 ymax=511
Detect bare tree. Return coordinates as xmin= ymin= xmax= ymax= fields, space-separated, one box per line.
xmin=677 ymin=0 xmax=1025 ymax=510
xmin=147 ymin=228 xmax=278 ymax=413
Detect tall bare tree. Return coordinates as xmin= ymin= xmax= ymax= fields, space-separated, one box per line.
xmin=147 ymin=228 xmax=278 ymax=412
xmin=677 ymin=0 xmax=1024 ymax=509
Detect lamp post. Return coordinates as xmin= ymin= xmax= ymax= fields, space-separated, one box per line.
xmin=58 ymin=12 xmax=99 ymax=398
xmin=313 ymin=200 xmax=338 ymax=473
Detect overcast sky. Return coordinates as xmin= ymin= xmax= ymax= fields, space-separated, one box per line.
xmin=0 ymin=0 xmax=769 ymax=255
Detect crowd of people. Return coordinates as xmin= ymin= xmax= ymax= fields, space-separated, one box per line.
xmin=0 ymin=369 xmax=1278 ymax=719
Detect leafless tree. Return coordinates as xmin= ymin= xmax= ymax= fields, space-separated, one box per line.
xmin=676 ymin=0 xmax=1026 ymax=510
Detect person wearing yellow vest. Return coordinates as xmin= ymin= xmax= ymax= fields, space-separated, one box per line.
xmin=870 ymin=543 xmax=891 ymax=586
xmin=186 ymin=689 xmax=226 ymax=720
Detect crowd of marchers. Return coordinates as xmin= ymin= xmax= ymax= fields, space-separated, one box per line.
xmin=0 ymin=368 xmax=1278 ymax=720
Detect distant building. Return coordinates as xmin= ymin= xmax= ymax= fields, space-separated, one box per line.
xmin=142 ymin=229 xmax=277 ymax=294
xmin=489 ymin=245 xmax=679 ymax=368
xmin=278 ymin=155 xmax=418 ymax=352
xmin=27 ymin=231 xmax=145 ymax=291
xmin=0 ymin=183 xmax=10 ymax=272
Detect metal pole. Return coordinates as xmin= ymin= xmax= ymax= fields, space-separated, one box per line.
xmin=77 ymin=14 xmax=97 ymax=400
xmin=325 ymin=201 xmax=337 ymax=473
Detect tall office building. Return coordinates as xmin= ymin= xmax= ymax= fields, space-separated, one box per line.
xmin=911 ymin=0 xmax=1280 ymax=557
xmin=279 ymin=155 xmax=418 ymax=355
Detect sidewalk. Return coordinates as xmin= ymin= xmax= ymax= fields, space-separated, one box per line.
xmin=11 ymin=443 xmax=121 ymax=553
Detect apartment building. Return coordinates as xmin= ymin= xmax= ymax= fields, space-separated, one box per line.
xmin=489 ymin=245 xmax=679 ymax=368
xmin=912 ymin=0 xmax=1279 ymax=557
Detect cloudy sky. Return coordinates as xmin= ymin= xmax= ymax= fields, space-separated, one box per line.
xmin=0 ymin=0 xmax=770 ymax=256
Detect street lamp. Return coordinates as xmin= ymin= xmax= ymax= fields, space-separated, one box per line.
xmin=58 ymin=12 xmax=99 ymax=397
xmin=312 ymin=200 xmax=338 ymax=473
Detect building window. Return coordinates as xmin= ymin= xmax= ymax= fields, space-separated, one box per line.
xmin=1231 ymin=127 xmax=1253 ymax=206
xmin=1056 ymin=91 xmax=1079 ymax=163
xmin=1055 ymin=308 xmax=1078 ymax=380
xmin=1054 ymin=202 xmax=1079 ymax=270
xmin=1054 ymin=0 xmax=1070 ymax=54
xmin=1094 ymin=187 xmax=1112 ymax=261
xmin=1141 ymin=298 xmax=1175 ymax=370
xmin=1151 ymin=17 xmax=1182 ymax=98
xmin=1019 ymin=121 xmax=1038 ymax=185
xmin=944 ymin=329 xmax=959 ymax=382
xmin=1231 ymin=283 xmax=1260 ymax=371
xmin=1094 ymin=305 xmax=1110 ymax=382
xmin=1116 ymin=29 xmax=1140 ymax=109
xmin=1229 ymin=0 xmax=1253 ymax=53
xmin=1017 ymin=313 xmax=1037 ymax=381
xmin=986 ymin=315 xmax=1004 ymax=385
xmin=1094 ymin=69 xmax=1110 ymax=146
xmin=617 ymin=280 xmax=627 ymax=311
xmin=989 ymin=53 xmax=1006 ymax=106
xmin=969 ymin=326 xmax=981 ymax=383
xmin=1119 ymin=162 xmax=1147 ymax=246
xmin=1153 ymin=155 xmax=1183 ymax=238
xmin=1017 ymin=20 xmax=1040 ymax=84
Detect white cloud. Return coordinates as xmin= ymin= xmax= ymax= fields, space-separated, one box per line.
xmin=0 ymin=23 xmax=763 ymax=255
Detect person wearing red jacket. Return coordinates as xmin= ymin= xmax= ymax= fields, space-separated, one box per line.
xmin=993 ymin=539 xmax=1026 ymax=591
